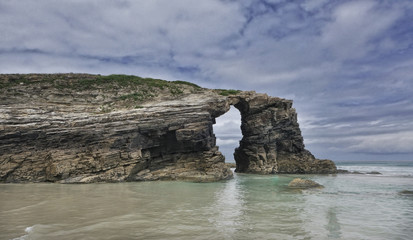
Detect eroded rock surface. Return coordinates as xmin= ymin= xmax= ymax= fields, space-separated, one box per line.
xmin=229 ymin=92 xmax=336 ymax=174
xmin=0 ymin=74 xmax=336 ymax=183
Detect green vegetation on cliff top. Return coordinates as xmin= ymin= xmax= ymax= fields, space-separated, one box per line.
xmin=1 ymin=74 xmax=242 ymax=102
xmin=215 ymin=89 xmax=241 ymax=96
xmin=72 ymin=74 xmax=202 ymax=91
xmin=0 ymin=74 xmax=202 ymax=91
xmin=0 ymin=74 xmax=208 ymax=111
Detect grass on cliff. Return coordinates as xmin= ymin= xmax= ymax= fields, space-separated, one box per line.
xmin=1 ymin=74 xmax=244 ymax=104
xmin=1 ymin=74 xmax=202 ymax=101
xmin=170 ymin=80 xmax=201 ymax=89
xmin=1 ymin=74 xmax=201 ymax=90
xmin=215 ymin=89 xmax=241 ymax=96
xmin=71 ymin=75 xmax=201 ymax=92
xmin=0 ymin=75 xmax=34 ymax=89
xmin=78 ymin=75 xmax=201 ymax=101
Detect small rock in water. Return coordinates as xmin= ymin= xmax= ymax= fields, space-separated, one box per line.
xmin=288 ymin=178 xmax=324 ymax=189
xmin=399 ymin=190 xmax=413 ymax=195
xmin=336 ymin=169 xmax=349 ymax=174
xmin=366 ymin=171 xmax=382 ymax=175
xmin=225 ymin=163 xmax=236 ymax=168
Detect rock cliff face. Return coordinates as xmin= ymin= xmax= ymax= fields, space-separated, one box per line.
xmin=0 ymin=74 xmax=336 ymax=183
xmin=229 ymin=93 xmax=336 ymax=174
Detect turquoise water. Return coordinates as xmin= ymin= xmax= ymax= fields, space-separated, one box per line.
xmin=1 ymin=161 xmax=413 ymax=240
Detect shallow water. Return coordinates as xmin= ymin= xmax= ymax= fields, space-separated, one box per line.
xmin=1 ymin=163 xmax=413 ymax=240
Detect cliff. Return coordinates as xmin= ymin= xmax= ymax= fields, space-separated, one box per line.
xmin=0 ymin=74 xmax=336 ymax=183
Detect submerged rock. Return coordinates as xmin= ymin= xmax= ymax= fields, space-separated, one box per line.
xmin=0 ymin=73 xmax=337 ymax=183
xmin=288 ymin=178 xmax=324 ymax=189
xmin=366 ymin=171 xmax=382 ymax=175
xmin=399 ymin=190 xmax=413 ymax=195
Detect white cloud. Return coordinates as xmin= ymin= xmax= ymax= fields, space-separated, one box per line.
xmin=321 ymin=0 xmax=402 ymax=60
xmin=0 ymin=0 xmax=245 ymax=64
xmin=349 ymin=132 xmax=413 ymax=154
xmin=217 ymin=138 xmax=240 ymax=146
xmin=1 ymin=0 xmax=412 ymax=161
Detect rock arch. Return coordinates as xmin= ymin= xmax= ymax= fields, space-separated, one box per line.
xmin=213 ymin=92 xmax=336 ymax=175
xmin=0 ymin=74 xmax=336 ymax=183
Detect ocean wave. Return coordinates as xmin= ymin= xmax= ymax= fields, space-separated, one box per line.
xmin=336 ymin=164 xmax=413 ymax=178
xmin=10 ymin=226 xmax=33 ymax=240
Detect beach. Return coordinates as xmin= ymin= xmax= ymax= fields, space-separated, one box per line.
xmin=2 ymin=161 xmax=412 ymax=240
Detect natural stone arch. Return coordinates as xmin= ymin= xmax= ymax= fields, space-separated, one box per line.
xmin=214 ymin=92 xmax=336 ymax=175
xmin=0 ymin=74 xmax=336 ymax=183
xmin=231 ymin=95 xmax=279 ymax=174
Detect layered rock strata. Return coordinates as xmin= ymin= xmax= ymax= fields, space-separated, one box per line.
xmin=0 ymin=74 xmax=336 ymax=183
xmin=229 ymin=93 xmax=336 ymax=174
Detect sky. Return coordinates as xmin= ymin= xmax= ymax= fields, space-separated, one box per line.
xmin=1 ymin=0 xmax=412 ymax=161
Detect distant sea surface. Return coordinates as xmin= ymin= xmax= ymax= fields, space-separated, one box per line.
xmin=1 ymin=161 xmax=413 ymax=240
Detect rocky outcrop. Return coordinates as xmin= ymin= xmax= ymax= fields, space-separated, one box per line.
xmin=0 ymin=74 xmax=336 ymax=183
xmin=228 ymin=93 xmax=336 ymax=174
xmin=399 ymin=190 xmax=413 ymax=195
xmin=288 ymin=178 xmax=324 ymax=189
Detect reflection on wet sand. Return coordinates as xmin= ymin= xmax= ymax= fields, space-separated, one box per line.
xmin=210 ymin=175 xmax=246 ymax=238
xmin=326 ymin=207 xmax=342 ymax=239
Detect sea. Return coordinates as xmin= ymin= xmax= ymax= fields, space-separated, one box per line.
xmin=1 ymin=160 xmax=412 ymax=240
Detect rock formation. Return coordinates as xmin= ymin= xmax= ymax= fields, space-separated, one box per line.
xmin=0 ymin=74 xmax=336 ymax=183
xmin=288 ymin=178 xmax=324 ymax=189
xmin=399 ymin=190 xmax=413 ymax=195
xmin=229 ymin=93 xmax=336 ymax=174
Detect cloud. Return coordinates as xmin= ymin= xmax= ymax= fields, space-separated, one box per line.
xmin=349 ymin=131 xmax=413 ymax=154
xmin=321 ymin=0 xmax=402 ymax=60
xmin=1 ymin=0 xmax=412 ymax=161
xmin=301 ymin=0 xmax=329 ymax=12
xmin=0 ymin=0 xmax=245 ymax=75
xmin=216 ymin=138 xmax=240 ymax=146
